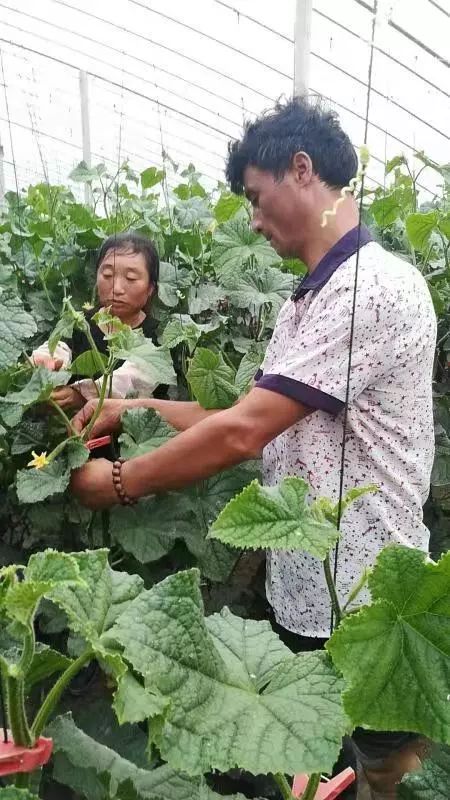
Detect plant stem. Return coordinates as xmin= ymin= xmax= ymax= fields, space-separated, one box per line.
xmin=17 ymin=628 xmax=35 ymax=678
xmin=15 ymin=772 xmax=31 ymax=789
xmin=6 ymin=676 xmax=32 ymax=747
xmin=83 ymin=372 xmax=110 ymax=440
xmin=301 ymin=773 xmax=321 ymax=800
xmin=273 ymin=773 xmax=293 ymax=799
xmin=31 ymin=649 xmax=93 ymax=739
xmin=48 ymin=399 xmax=79 ymax=437
xmin=323 ymin=554 xmax=342 ymax=627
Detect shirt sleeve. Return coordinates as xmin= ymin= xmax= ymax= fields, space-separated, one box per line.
xmin=32 ymin=340 xmax=72 ymax=367
xmin=255 ymin=281 xmax=426 ymax=415
xmin=74 ymin=360 xmax=157 ymax=401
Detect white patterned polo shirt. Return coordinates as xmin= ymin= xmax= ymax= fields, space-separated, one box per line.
xmin=256 ymin=226 xmax=437 ymax=637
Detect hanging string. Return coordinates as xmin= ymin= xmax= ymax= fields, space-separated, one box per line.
xmin=331 ymin=0 xmax=379 ymax=633
xmin=0 ymin=49 xmax=29 ymax=291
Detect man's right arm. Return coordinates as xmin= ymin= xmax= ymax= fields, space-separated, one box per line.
xmin=72 ymin=397 xmax=219 ymax=437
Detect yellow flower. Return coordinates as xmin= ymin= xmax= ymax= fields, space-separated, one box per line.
xmin=27 ymin=451 xmax=49 ymax=470
xmin=83 ymin=302 xmax=94 ymax=311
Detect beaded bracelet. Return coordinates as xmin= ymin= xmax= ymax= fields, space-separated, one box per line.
xmin=112 ymin=458 xmax=136 ymax=506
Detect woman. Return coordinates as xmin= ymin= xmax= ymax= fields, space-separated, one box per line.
xmin=33 ymin=232 xmax=167 ymax=409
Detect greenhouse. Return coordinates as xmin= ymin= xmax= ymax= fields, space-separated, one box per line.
xmin=0 ymin=2 xmax=448 ymax=800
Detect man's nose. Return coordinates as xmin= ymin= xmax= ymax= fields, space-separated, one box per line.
xmin=251 ymin=213 xmax=263 ymax=234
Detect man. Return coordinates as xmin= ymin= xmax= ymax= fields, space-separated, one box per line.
xmin=71 ymin=97 xmax=436 ymax=799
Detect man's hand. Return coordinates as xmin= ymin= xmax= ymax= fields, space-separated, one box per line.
xmin=51 ymin=386 xmax=85 ymax=410
xmin=72 ymin=398 xmax=134 ymax=436
xmin=33 ymin=354 xmax=64 ymax=371
xmin=70 ymin=458 xmax=118 ymax=509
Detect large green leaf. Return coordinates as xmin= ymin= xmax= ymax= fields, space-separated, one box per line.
xmin=187 ymin=283 xmax=224 ymax=315
xmin=111 ymin=569 xmax=349 ymax=777
xmin=161 ymin=315 xmax=221 ymax=355
xmin=119 ymin=408 xmax=177 ymax=459
xmin=399 ymin=746 xmax=450 ymax=799
xmin=221 ymin=265 xmax=293 ymax=318
xmin=48 ymin=713 xmax=223 ymax=800
xmin=110 ymin=464 xmax=257 ymax=581
xmin=110 ymin=492 xmax=236 ymax=582
xmin=11 ymin=420 xmax=47 ymax=455
xmin=406 ymin=211 xmax=438 ymax=252
xmin=0 ymin=290 xmax=37 ymax=370
xmin=16 ymin=439 xmax=89 ymax=504
xmin=174 ymin=196 xmax=212 ymax=228
xmin=112 ymin=329 xmax=176 ymax=387
xmin=212 ymin=217 xmax=281 ymax=277
xmin=1 ymin=550 xmax=82 ymax=636
xmin=141 ymin=167 xmax=165 ymax=190
xmin=70 ymin=349 xmax=108 ymax=377
xmin=327 ymin=546 xmax=450 ymax=743
xmin=209 ymin=477 xmax=339 ymax=559
xmin=187 ymin=347 xmax=239 ymax=409
xmin=69 ymin=161 xmax=107 ymax=183
xmin=49 ymin=549 xmax=144 ymax=672
xmin=158 ymin=262 xmax=191 ymax=308
xmin=0 ymin=368 xmax=71 ymax=427
xmin=213 ymin=193 xmax=247 ymax=223
xmin=235 ymin=342 xmax=266 ymax=393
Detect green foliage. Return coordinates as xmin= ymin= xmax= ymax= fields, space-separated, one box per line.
xmin=209 ymin=477 xmax=339 ymax=559
xmin=119 ymin=408 xmax=177 ymax=459
xmin=48 ymin=713 xmax=224 ymax=800
xmin=399 ymin=746 xmax=450 ymax=799
xmin=111 ymin=569 xmax=350 ymax=777
xmin=0 ymin=291 xmax=37 ymax=370
xmin=327 ymin=546 xmax=450 ymax=743
xmin=187 ymin=348 xmax=239 ymax=409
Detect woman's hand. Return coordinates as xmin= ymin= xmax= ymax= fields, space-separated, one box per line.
xmin=72 ymin=398 xmax=135 ymax=436
xmin=51 ymin=386 xmax=85 ymax=410
xmin=33 ymin=354 xmax=64 ymax=371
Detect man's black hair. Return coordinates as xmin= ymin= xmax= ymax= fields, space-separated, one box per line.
xmin=226 ymin=96 xmax=358 ymax=194
xmin=96 ymin=231 xmax=159 ymax=288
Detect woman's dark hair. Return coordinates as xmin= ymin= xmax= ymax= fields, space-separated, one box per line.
xmin=226 ymin=95 xmax=358 ymax=194
xmin=96 ymin=232 xmax=160 ymax=288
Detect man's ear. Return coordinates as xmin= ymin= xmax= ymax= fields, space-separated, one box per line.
xmin=292 ymin=151 xmax=314 ymax=186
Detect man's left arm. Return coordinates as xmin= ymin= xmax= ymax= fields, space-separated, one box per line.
xmin=71 ymin=387 xmax=311 ymax=509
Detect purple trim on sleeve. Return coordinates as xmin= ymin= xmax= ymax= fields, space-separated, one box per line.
xmin=254 ymin=368 xmax=263 ymax=381
xmin=256 ymin=374 xmax=344 ymax=415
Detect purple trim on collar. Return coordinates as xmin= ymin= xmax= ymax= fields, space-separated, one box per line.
xmin=291 ymin=225 xmax=372 ymax=302
xmin=256 ymin=374 xmax=344 ymax=416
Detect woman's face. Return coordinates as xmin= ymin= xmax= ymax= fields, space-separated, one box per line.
xmin=96 ymin=248 xmax=153 ymax=320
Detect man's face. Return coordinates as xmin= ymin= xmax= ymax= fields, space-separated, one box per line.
xmin=244 ymin=165 xmax=306 ymax=258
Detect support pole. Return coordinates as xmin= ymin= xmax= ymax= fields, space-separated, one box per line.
xmin=0 ymin=132 xmax=5 ymax=204
xmin=79 ymin=70 xmax=92 ymax=206
xmin=294 ymin=0 xmax=312 ymax=96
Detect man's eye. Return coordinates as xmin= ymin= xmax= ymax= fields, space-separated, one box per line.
xmin=101 ymin=272 xmax=113 ymax=279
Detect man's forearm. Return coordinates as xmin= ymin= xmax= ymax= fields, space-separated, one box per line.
xmin=130 ymin=398 xmax=219 ymax=431
xmin=121 ymin=407 xmax=254 ymax=497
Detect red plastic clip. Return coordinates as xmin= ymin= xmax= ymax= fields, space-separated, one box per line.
xmin=0 ymin=736 xmax=53 ymax=776
xmin=86 ymin=435 xmax=112 ymax=452
xmin=293 ymin=769 xmax=355 ymax=799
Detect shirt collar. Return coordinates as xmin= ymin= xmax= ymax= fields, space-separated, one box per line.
xmin=291 ymin=224 xmax=373 ymax=302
